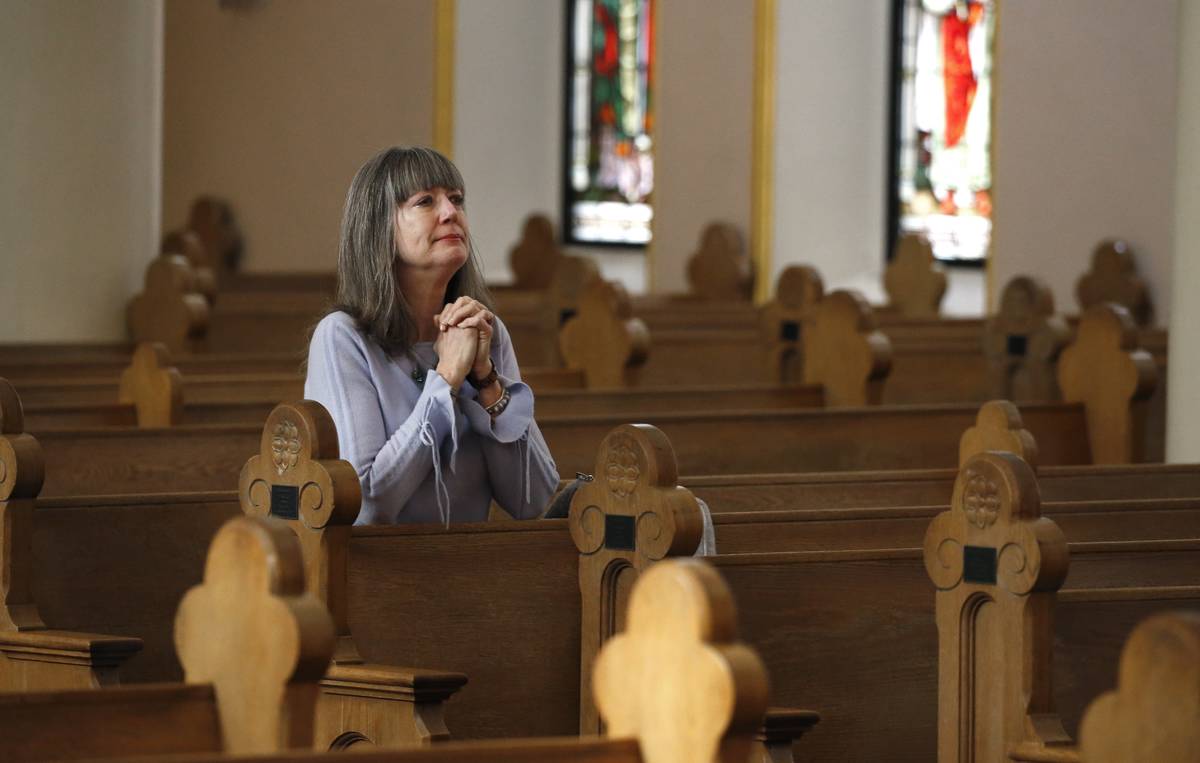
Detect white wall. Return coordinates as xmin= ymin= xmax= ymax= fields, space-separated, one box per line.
xmin=453 ymin=0 xmax=562 ymax=285
xmin=0 ymin=0 xmax=162 ymax=342
xmin=992 ymin=0 xmax=1179 ymax=322
xmin=1167 ymin=0 xmax=1200 ymax=461
xmin=772 ymin=0 xmax=891 ymax=297
xmin=651 ymin=1 xmax=754 ymax=294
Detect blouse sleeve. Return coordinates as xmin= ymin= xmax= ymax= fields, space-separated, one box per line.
xmin=459 ymin=317 xmax=560 ymax=519
xmin=305 ymin=314 xmax=460 ymax=525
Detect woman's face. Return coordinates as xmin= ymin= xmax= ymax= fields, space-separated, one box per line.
xmin=393 ymin=186 xmax=470 ymax=275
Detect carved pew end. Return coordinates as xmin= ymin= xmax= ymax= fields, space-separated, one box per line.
xmin=802 ymin=290 xmax=892 ymax=407
xmin=560 ymin=280 xmax=650 ymax=389
xmin=686 ymin=222 xmax=752 ymax=301
xmin=241 ymin=401 xmax=470 ymax=749
xmin=1058 ymin=302 xmax=1157 ymax=464
xmin=884 ymin=233 xmax=946 ymax=318
xmin=1079 ymin=610 xmax=1200 ymax=762
xmin=118 ymin=343 xmax=184 ymax=428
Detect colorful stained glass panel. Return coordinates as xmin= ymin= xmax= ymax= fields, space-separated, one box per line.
xmin=565 ymin=0 xmax=655 ymax=245
xmin=895 ymin=0 xmax=994 ymax=263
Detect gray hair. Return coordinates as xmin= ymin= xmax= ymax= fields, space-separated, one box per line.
xmin=333 ymin=146 xmax=492 ymax=355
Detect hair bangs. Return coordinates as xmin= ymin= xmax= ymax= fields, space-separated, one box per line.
xmin=389 ymin=146 xmax=465 ymax=203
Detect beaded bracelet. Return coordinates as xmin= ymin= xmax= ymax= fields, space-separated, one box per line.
xmin=484 ymin=386 xmax=511 ymax=417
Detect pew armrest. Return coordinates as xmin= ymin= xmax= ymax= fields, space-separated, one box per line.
xmin=0 ymin=629 xmax=144 ymax=689
xmin=316 ymin=663 xmax=470 ymax=748
xmin=320 ymin=663 xmax=469 ymax=704
xmin=1008 ymin=742 xmax=1082 ymax=763
xmin=755 ymin=706 xmax=821 ymax=763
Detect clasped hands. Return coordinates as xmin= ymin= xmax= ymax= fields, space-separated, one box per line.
xmin=433 ymin=297 xmax=499 ymax=401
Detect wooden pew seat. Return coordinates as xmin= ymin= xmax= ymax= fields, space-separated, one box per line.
xmin=0 ymin=516 xmax=335 ymax=760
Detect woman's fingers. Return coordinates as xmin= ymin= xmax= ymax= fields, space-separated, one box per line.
xmin=457 ymin=313 xmax=494 ymax=336
xmin=439 ymin=299 xmax=494 ymax=330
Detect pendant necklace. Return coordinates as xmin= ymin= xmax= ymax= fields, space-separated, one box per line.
xmin=407 ymin=350 xmax=430 ymax=387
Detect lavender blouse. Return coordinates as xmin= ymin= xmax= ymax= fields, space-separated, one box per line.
xmin=304 ymin=311 xmax=559 ymax=525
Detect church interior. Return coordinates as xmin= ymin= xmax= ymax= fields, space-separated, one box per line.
xmin=1 ymin=0 xmax=1199 ymax=760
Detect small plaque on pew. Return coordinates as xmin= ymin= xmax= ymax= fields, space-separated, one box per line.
xmin=780 ymin=321 xmax=801 ymax=343
xmin=963 ymin=545 xmax=997 ymax=585
xmin=560 ymin=309 xmax=577 ymax=326
xmin=605 ymin=515 xmax=636 ymax=551
xmin=270 ymin=484 xmax=300 ymax=521
xmin=1006 ymin=335 xmax=1028 ymax=357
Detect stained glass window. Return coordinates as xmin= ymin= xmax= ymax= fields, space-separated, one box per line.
xmin=564 ymin=0 xmax=655 ymax=246
xmin=892 ymin=0 xmax=995 ymax=263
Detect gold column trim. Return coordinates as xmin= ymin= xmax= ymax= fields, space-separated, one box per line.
xmin=434 ymin=0 xmax=456 ymax=158
xmin=646 ymin=0 xmax=660 ymax=293
xmin=751 ymin=0 xmax=776 ymax=305
xmin=985 ymin=0 xmax=1000 ymax=313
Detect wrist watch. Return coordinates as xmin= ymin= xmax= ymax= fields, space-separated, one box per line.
xmin=467 ymin=360 xmax=498 ymax=389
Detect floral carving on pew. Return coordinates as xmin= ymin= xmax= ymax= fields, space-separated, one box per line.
xmin=1076 ymin=239 xmax=1153 ymax=327
xmin=1079 ymin=611 xmax=1200 ymax=762
xmin=271 ymin=420 xmax=302 ymax=476
xmin=1058 ymin=302 xmax=1157 ymax=465
xmin=569 ymin=424 xmax=706 ymax=734
xmin=605 ymin=433 xmax=643 ymax=499
xmin=962 ymin=469 xmax=1000 ymax=529
xmin=175 ymin=517 xmax=334 ymax=754
xmin=924 ymin=451 xmax=1071 ymax=760
xmin=594 ymin=559 xmax=769 ymax=763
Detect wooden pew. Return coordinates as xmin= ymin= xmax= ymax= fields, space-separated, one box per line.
xmin=226 ymin=403 xmax=821 ymax=759
xmin=0 ymin=316 xmax=1153 ymax=498
xmin=0 ymin=382 xmax=144 ymax=691
xmin=2 ymin=347 xmax=585 ymax=391
xmin=0 ymin=410 xmax=469 ymax=750
xmin=5 ymin=386 xmax=1140 ymax=499
xmin=567 ymin=430 xmax=1200 ymax=760
xmin=763 ymin=258 xmax=1169 ymax=460
xmin=20 ymin=272 xmax=892 ymax=427
xmin=0 ymin=515 xmax=334 ymax=760
xmin=678 ymin=398 xmax=1194 ymax=513
xmin=94 ymin=597 xmax=1200 ymax=763
xmin=927 ymin=451 xmax=1200 ymax=763
xmin=234 ymin=405 xmax=1197 ymax=760
xmin=1073 ymin=611 xmax=1200 ymax=762
xmin=6 ymin=402 xmax=1087 ymax=497
xmin=706 ymin=401 xmax=1200 ymax=549
xmin=83 ymin=558 xmax=775 ymax=763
